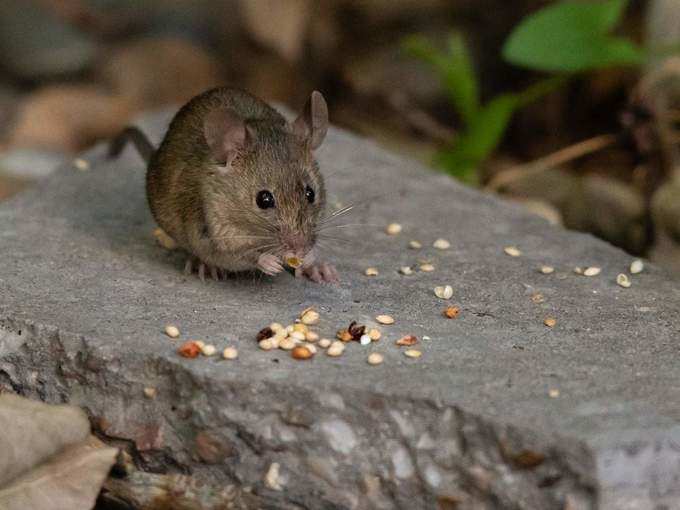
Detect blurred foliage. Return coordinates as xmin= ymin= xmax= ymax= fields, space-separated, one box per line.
xmin=403 ymin=0 xmax=658 ymax=184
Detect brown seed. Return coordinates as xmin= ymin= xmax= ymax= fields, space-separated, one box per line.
xmin=336 ymin=329 xmax=353 ymax=342
xmin=396 ymin=335 xmax=418 ymax=346
xmin=286 ymin=257 xmax=303 ymax=268
xmin=375 ymin=314 xmax=395 ymax=325
xmin=367 ymin=328 xmax=381 ymax=341
xmin=178 ymin=341 xmax=201 ymax=358
xmin=257 ymin=327 xmax=274 ymax=341
xmin=348 ymin=321 xmax=366 ymax=341
xmin=292 ymin=346 xmax=313 ymax=360
xmin=544 ymin=317 xmax=557 ymax=328
xmin=443 ymin=306 xmax=460 ymax=319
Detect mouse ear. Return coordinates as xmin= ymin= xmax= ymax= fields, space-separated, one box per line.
xmin=292 ymin=91 xmax=328 ymax=150
xmin=203 ymin=107 xmax=249 ymax=166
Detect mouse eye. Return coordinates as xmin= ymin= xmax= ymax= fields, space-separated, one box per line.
xmin=256 ymin=190 xmax=275 ymax=209
xmin=305 ymin=185 xmax=315 ymax=204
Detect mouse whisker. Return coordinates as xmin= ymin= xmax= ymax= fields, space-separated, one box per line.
xmin=316 ymin=223 xmax=382 ymax=232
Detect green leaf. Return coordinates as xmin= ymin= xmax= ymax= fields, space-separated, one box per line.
xmin=436 ymin=94 xmax=520 ymax=180
xmin=503 ymin=0 xmax=645 ymax=72
xmin=403 ymin=32 xmax=479 ymax=124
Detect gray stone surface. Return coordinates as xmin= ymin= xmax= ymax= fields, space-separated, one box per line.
xmin=1 ymin=110 xmax=679 ymax=509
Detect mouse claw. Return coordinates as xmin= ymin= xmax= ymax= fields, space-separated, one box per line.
xmin=257 ymin=253 xmax=284 ymax=276
xmin=298 ymin=261 xmax=339 ymax=284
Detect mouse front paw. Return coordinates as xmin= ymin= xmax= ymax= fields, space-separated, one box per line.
xmin=296 ymin=261 xmax=339 ymax=284
xmin=257 ymin=253 xmax=284 ymax=276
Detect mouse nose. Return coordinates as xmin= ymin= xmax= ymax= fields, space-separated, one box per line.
xmin=283 ymin=232 xmax=307 ymax=253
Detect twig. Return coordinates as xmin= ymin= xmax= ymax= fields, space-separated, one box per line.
xmin=486 ymin=134 xmax=617 ymax=191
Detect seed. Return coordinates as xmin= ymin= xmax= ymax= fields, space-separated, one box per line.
xmin=292 ymin=346 xmax=313 ymax=360
xmin=399 ymin=266 xmax=413 ymax=275
xmin=269 ymin=336 xmax=281 ymax=349
xmin=264 ymin=462 xmax=282 ymax=491
xmin=548 ymin=388 xmax=560 ymax=398
xmin=433 ymin=238 xmax=450 ymax=250
xmin=539 ymin=266 xmax=554 ymax=274
xmin=257 ymin=327 xmax=274 ymax=341
xmin=375 ymin=314 xmax=395 ymax=325
xmin=386 ymin=223 xmax=402 ymax=235
xmin=222 ymin=347 xmax=238 ymax=360
xmin=301 ymin=309 xmax=320 ymax=325
xmin=280 ymin=337 xmax=297 ymax=350
xmin=422 ymin=335 xmax=431 ymax=341
xmin=404 ymin=349 xmax=422 ymax=358
xmin=194 ymin=340 xmax=205 ymax=349
xmin=531 ymin=293 xmax=545 ymax=304
xmin=164 ymin=325 xmax=180 ymax=338
xmin=443 ymin=306 xmax=460 ymax=319
xmin=270 ymin=322 xmax=284 ymax=332
xmin=360 ymin=334 xmax=371 ymax=346
xmin=286 ymin=257 xmax=303 ymax=268
xmin=201 ymin=344 xmax=217 ymax=356
xmin=367 ymin=353 xmax=384 ymax=365
xmin=292 ymin=323 xmax=307 ymax=334
xmin=365 ymin=267 xmax=379 ymax=276
xmin=409 ymin=240 xmax=422 ymax=249
xmin=178 ymin=341 xmax=201 ymax=358
xmin=434 ymin=285 xmax=453 ymax=299
xmin=153 ymin=228 xmax=177 ymax=250
xmin=368 ymin=328 xmax=381 ymax=341
xmin=544 ymin=317 xmax=557 ymax=328
xmin=630 ymin=259 xmax=644 ymax=274
xmin=73 ymin=157 xmax=90 ymax=171
xmin=504 ymin=246 xmax=521 ymax=257
xmin=286 ymin=324 xmax=295 ymax=334
xmin=305 ymin=331 xmax=319 ymax=342
xmin=259 ymin=339 xmax=274 ymax=351
xmin=583 ymin=267 xmax=601 ymax=277
xmin=318 ymin=338 xmax=332 ymax=348
xmin=336 ymin=329 xmax=353 ymax=342
xmin=419 ymin=263 xmax=435 ymax=272
xmin=396 ymin=335 xmax=417 ymax=346
xmin=327 ymin=341 xmax=345 ymax=357
xmin=290 ymin=331 xmax=306 ymax=341
xmin=305 ymin=344 xmax=317 ymax=354
xmin=573 ymin=267 xmax=583 ymax=275
xmin=143 ymin=387 xmax=157 ymax=399
xmin=616 ymin=273 xmax=631 ymax=288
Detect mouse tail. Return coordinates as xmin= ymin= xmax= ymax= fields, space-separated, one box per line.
xmin=108 ymin=126 xmax=155 ymax=164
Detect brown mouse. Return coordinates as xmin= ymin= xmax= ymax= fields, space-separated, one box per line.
xmin=110 ymin=87 xmax=338 ymax=283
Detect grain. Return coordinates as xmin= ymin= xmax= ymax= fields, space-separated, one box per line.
xmin=386 ymin=223 xmax=402 ymax=235
xmin=367 ymin=353 xmax=384 ymax=365
xmin=376 ymin=314 xmax=395 ymax=325
xmin=164 ymin=325 xmax=180 ymax=338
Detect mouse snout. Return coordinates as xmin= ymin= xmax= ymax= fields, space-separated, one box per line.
xmin=281 ymin=231 xmax=310 ymax=257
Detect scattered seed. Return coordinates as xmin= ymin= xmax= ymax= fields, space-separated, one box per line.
xmin=194 ymin=340 xmax=205 ymax=349
xmin=259 ymin=339 xmax=274 ymax=350
xmin=504 ymin=246 xmax=521 ymax=257
xmin=305 ymin=344 xmax=318 ymax=354
xmin=433 ymin=238 xmax=450 ymax=250
xmin=286 ymin=257 xmax=303 ymax=268
xmin=222 ymin=347 xmax=238 ymax=360
xmin=270 ymin=322 xmax=284 ymax=333
xmin=269 ymin=336 xmax=281 ymax=349
xmin=305 ymin=331 xmax=319 ymax=342
xmin=73 ymin=157 xmax=90 ymax=171
xmin=368 ymin=328 xmax=381 ymax=341
xmin=539 ymin=266 xmax=555 ymax=274
xmin=544 ymin=317 xmax=557 ymax=328
xmin=293 ymin=323 xmax=308 ymax=334
xmin=396 ymin=335 xmax=417 ymax=346
xmin=583 ymin=267 xmax=601 ymax=277
xmin=201 ymin=344 xmax=217 ymax=356
xmin=292 ymin=346 xmax=313 ymax=360
xmin=336 ymin=329 xmax=353 ymax=342
xmin=367 ymin=353 xmax=384 ymax=365
xmin=386 ymin=223 xmax=402 ymax=235
xmin=419 ymin=263 xmax=435 ymax=272
xmin=318 ymin=338 xmax=332 ymax=348
xmin=531 ymin=293 xmax=545 ymax=304
xmin=143 ymin=387 xmax=157 ymax=399
xmin=365 ymin=267 xmax=379 ymax=276
xmin=404 ymin=349 xmax=422 ymax=358
xmin=617 ymin=273 xmax=631 ymax=288
xmin=164 ymin=325 xmax=180 ymax=338
xmin=399 ymin=266 xmax=413 ymax=275
xmin=573 ymin=267 xmax=583 ymax=275
xmin=376 ymin=314 xmax=395 ymax=325
xmin=153 ymin=227 xmax=177 ymax=250
xmin=443 ymin=306 xmax=460 ymax=319
xmin=348 ymin=321 xmax=366 ymax=341
xmin=630 ymin=259 xmax=644 ymax=274
xmin=290 ymin=331 xmax=306 ymax=342
xmin=264 ymin=462 xmax=283 ymax=491
xmin=360 ymin=334 xmax=371 ymax=346
xmin=257 ymin=327 xmax=274 ymax=341
xmin=422 ymin=335 xmax=431 ymax=341
xmin=300 ymin=309 xmax=320 ymax=325
xmin=178 ymin=341 xmax=201 ymax=358
xmin=327 ymin=341 xmax=345 ymax=357
xmin=280 ymin=337 xmax=297 ymax=350
xmin=434 ymin=285 xmax=453 ymax=299
xmin=548 ymin=388 xmax=560 ymax=398
xmin=409 ymin=240 xmax=422 ymax=249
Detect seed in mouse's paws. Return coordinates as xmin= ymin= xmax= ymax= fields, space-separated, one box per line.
xmin=286 ymin=257 xmax=303 ymax=268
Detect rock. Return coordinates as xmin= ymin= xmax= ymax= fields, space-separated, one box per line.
xmin=0 ymin=111 xmax=679 ymax=509
xmin=0 ymin=0 xmax=97 ymax=79
xmin=96 ymin=37 xmax=225 ymax=111
xmin=8 ymin=84 xmax=131 ymax=153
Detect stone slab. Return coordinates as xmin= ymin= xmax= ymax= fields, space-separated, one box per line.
xmin=0 ymin=110 xmax=679 ymax=509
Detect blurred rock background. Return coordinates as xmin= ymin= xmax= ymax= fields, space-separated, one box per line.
xmin=0 ymin=0 xmax=679 ymax=273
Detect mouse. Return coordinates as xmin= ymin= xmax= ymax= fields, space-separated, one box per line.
xmin=109 ymin=87 xmax=339 ymax=283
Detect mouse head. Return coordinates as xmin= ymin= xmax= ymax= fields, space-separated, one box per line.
xmin=202 ymin=91 xmax=329 ymax=262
